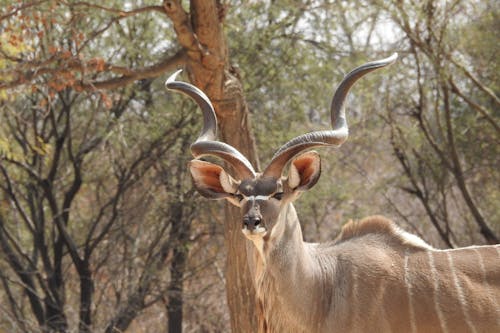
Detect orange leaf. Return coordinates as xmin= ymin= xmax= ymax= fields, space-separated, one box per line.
xmin=61 ymin=50 xmax=72 ymax=59
xmin=48 ymin=45 xmax=58 ymax=55
xmin=88 ymin=57 xmax=106 ymax=72
xmin=96 ymin=58 xmax=106 ymax=72
xmin=101 ymin=93 xmax=112 ymax=109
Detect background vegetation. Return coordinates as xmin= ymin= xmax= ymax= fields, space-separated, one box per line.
xmin=0 ymin=0 xmax=498 ymax=332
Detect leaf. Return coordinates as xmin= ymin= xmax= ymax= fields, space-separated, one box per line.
xmin=32 ymin=136 xmax=52 ymax=156
xmin=101 ymin=93 xmax=112 ymax=109
xmin=88 ymin=57 xmax=106 ymax=72
xmin=49 ymin=45 xmax=58 ymax=55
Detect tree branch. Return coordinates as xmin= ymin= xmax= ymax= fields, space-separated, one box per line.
xmin=448 ymin=55 xmax=500 ymax=106
xmin=163 ymin=0 xmax=203 ymax=59
xmin=86 ymin=50 xmax=187 ymax=90
xmin=440 ymin=80 xmax=499 ymax=244
xmin=67 ymin=2 xmax=165 ymax=17
xmin=1 ymin=50 xmax=187 ymax=91
xmin=0 ymin=214 xmax=46 ymax=326
xmin=0 ymin=0 xmax=48 ymax=22
xmin=448 ymin=77 xmax=500 ymax=135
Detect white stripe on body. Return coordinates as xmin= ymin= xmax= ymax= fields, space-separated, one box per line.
xmin=446 ymin=252 xmax=477 ymax=333
xmin=377 ymin=281 xmax=392 ymax=333
xmin=472 ymin=248 xmax=500 ymax=327
xmin=351 ymin=264 xmax=359 ymax=331
xmin=427 ymin=251 xmax=448 ymax=333
xmin=404 ymin=250 xmax=417 ymax=333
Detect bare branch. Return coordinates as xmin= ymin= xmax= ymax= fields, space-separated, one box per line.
xmin=0 ymin=166 xmax=35 ymax=233
xmin=0 ymin=214 xmax=46 ymax=326
xmin=86 ymin=50 xmax=187 ymax=90
xmin=448 ymin=77 xmax=500 ymax=135
xmin=0 ymin=0 xmax=48 ymax=22
xmin=1 ymin=50 xmax=187 ymax=91
xmin=66 ymin=1 xmax=165 ymax=17
xmin=440 ymin=80 xmax=498 ymax=244
xmin=448 ymin=56 xmax=500 ymax=106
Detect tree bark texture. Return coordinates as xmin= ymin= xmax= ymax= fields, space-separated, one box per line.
xmin=164 ymin=1 xmax=260 ymax=331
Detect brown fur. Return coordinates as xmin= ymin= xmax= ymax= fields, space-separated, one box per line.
xmin=335 ymin=215 xmax=431 ymax=250
xmin=337 ymin=216 xmax=396 ymax=241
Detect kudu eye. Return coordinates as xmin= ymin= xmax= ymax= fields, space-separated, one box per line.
xmin=273 ymin=192 xmax=284 ymax=200
xmin=234 ymin=193 xmax=244 ymax=202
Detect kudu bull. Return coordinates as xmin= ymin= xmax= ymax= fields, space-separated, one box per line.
xmin=166 ymin=54 xmax=500 ymax=333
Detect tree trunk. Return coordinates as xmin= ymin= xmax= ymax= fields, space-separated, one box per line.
xmin=78 ymin=261 xmax=93 ymax=333
xmin=164 ymin=1 xmax=261 ymax=330
xmin=166 ymin=200 xmax=190 ymax=333
xmin=166 ymin=248 xmax=186 ymax=333
xmin=218 ymin=73 xmax=261 ymax=333
xmin=196 ymin=58 xmax=261 ymax=333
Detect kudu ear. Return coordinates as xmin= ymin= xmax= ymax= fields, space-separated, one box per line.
xmin=287 ymin=151 xmax=321 ymax=192
xmin=189 ymin=160 xmax=239 ymax=199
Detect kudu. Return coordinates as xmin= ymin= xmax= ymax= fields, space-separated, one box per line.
xmin=166 ymin=54 xmax=500 ymax=333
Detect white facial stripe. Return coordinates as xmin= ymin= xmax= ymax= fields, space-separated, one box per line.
xmin=247 ymin=195 xmax=270 ymax=201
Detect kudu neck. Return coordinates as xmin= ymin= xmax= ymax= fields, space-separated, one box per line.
xmin=269 ymin=203 xmax=304 ymax=246
xmin=261 ymin=202 xmax=310 ymax=273
xmin=251 ymin=203 xmax=320 ymax=332
xmin=247 ymin=202 xmax=306 ymax=268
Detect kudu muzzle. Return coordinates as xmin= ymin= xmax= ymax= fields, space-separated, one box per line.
xmin=243 ymin=200 xmax=263 ymax=231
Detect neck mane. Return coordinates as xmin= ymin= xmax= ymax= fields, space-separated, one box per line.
xmin=334 ymin=215 xmax=434 ymax=251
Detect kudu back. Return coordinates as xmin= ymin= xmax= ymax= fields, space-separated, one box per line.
xmin=166 ymin=54 xmax=500 ymax=333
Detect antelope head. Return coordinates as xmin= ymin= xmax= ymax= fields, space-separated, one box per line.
xmin=166 ymin=53 xmax=397 ymax=243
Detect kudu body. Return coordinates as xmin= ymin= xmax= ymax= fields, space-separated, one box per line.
xmin=166 ymin=54 xmax=500 ymax=333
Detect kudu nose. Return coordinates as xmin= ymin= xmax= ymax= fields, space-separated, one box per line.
xmin=243 ymin=215 xmax=262 ymax=231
